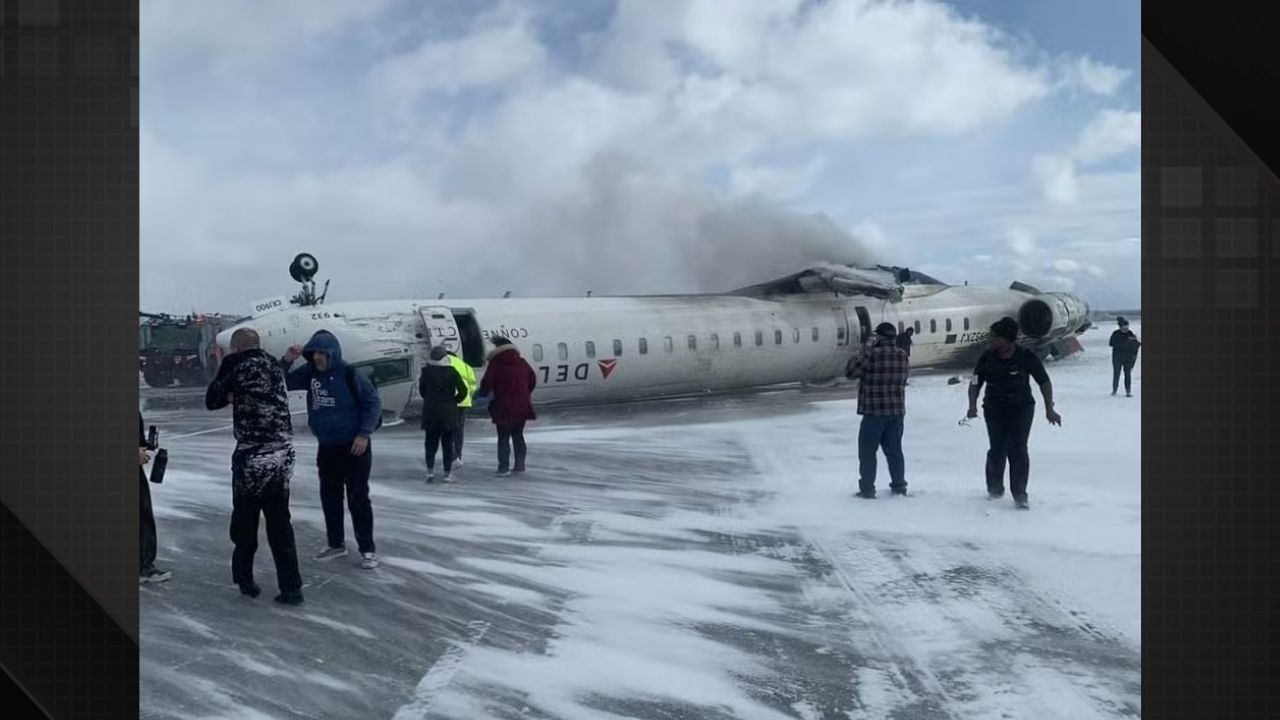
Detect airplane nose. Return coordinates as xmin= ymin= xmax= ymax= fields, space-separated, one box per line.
xmin=214 ymin=327 xmax=236 ymax=358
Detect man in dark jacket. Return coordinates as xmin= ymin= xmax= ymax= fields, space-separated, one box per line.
xmin=1109 ymin=317 xmax=1141 ymax=397
xmin=895 ymin=326 xmax=914 ymax=357
xmin=281 ymin=330 xmax=383 ymax=570
xmin=476 ymin=336 xmax=537 ymax=477
xmin=139 ymin=413 xmax=171 ymax=584
xmin=420 ymin=345 xmax=468 ymax=483
xmin=966 ymin=317 xmax=1062 ymax=510
xmin=207 ymin=328 xmax=304 ymax=604
xmin=846 ymin=323 xmax=910 ymax=498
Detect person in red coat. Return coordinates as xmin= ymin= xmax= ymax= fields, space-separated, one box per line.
xmin=476 ymin=336 xmax=537 ymax=476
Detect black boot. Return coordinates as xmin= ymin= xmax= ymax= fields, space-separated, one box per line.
xmin=274 ymin=590 xmax=304 ymax=605
xmin=239 ymin=582 xmax=261 ymax=598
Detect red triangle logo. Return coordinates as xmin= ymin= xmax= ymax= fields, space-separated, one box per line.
xmin=598 ymin=359 xmax=618 ymax=379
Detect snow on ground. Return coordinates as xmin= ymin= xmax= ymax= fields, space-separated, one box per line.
xmin=141 ymin=322 xmax=1140 ymax=720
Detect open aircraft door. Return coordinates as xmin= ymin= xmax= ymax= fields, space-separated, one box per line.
xmin=853 ymin=306 xmax=873 ymax=346
xmin=832 ymin=307 xmax=850 ymax=347
xmin=417 ymin=306 xmax=463 ymax=354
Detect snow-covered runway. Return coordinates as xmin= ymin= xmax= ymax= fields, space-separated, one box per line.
xmin=141 ymin=323 xmax=1140 ymax=719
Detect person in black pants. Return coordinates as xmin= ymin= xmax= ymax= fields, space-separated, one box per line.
xmin=1109 ymin=316 xmax=1141 ymax=397
xmin=281 ymin=330 xmax=383 ymax=570
xmin=208 ymin=328 xmax=304 ymax=605
xmin=420 ymin=346 xmax=469 ymax=483
xmin=139 ymin=413 xmax=171 ymax=584
xmin=966 ymin=317 xmax=1063 ymax=510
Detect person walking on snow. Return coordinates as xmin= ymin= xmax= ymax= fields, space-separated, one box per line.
xmin=420 ymin=345 xmax=469 ymax=483
xmin=207 ymin=328 xmax=304 ymax=605
xmin=446 ymin=347 xmax=477 ymax=467
xmin=846 ymin=322 xmax=911 ymax=498
xmin=281 ymin=330 xmax=383 ymax=570
xmin=1109 ymin=317 xmax=1141 ymax=397
xmin=476 ymin=336 xmax=537 ymax=476
xmin=966 ymin=317 xmax=1062 ymax=510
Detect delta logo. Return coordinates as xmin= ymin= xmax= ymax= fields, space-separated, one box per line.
xmin=598 ymin=359 xmax=618 ymax=379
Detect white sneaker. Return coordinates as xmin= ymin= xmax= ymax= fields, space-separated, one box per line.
xmin=360 ymin=552 xmax=380 ymax=570
xmin=315 ymin=546 xmax=348 ymax=561
xmin=443 ymin=472 xmax=456 ymax=483
xmin=426 ymin=472 xmax=435 ymax=483
xmin=453 ymin=458 xmax=465 ymax=469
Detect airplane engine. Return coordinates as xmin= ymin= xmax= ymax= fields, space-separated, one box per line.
xmin=1017 ymin=292 xmax=1090 ymax=341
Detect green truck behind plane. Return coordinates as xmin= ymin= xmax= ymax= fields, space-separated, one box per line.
xmin=139 ymin=312 xmax=247 ymax=388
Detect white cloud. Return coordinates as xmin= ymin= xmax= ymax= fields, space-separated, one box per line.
xmin=1033 ymin=154 xmax=1079 ymax=205
xmin=1056 ymin=56 xmax=1131 ymax=96
xmin=1032 ymin=108 xmax=1139 ymax=205
xmin=140 ymin=0 xmax=1141 ymax=312
xmin=369 ymin=8 xmax=548 ymax=98
xmin=1073 ymin=109 xmax=1141 ymax=164
xmin=140 ymin=0 xmax=394 ymax=58
xmin=1009 ymin=228 xmax=1037 ymax=257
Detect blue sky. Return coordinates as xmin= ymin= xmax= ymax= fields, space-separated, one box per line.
xmin=140 ymin=0 xmax=1141 ymax=313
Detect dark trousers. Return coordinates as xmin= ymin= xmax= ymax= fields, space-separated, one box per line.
xmin=230 ymin=484 xmax=302 ymax=593
xmin=140 ymin=471 xmax=157 ymax=572
xmin=857 ymin=414 xmax=906 ymax=494
xmin=424 ymin=427 xmax=457 ymax=472
xmin=1112 ymin=358 xmax=1134 ymax=393
xmin=497 ymin=423 xmax=527 ymax=471
xmin=317 ymin=443 xmax=376 ymax=554
xmin=983 ymin=403 xmax=1036 ymax=498
xmin=453 ymin=409 xmax=467 ymax=459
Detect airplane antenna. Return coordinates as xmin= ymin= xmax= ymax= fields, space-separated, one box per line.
xmin=587 ymin=290 xmax=592 ymax=298
xmin=438 ymin=292 xmax=445 ymax=300
xmin=503 ymin=290 xmax=511 ymax=298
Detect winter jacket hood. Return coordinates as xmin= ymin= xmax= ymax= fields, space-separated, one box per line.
xmin=477 ymin=344 xmax=537 ymax=426
xmin=283 ymin=330 xmax=382 ymax=444
xmin=303 ymin=330 xmax=344 ymax=366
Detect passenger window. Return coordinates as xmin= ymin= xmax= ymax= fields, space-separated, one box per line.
xmin=755 ymin=330 xmax=764 ymax=346
xmin=945 ymin=319 xmax=952 ymax=332
xmin=930 ymin=320 xmax=937 ymax=334
xmin=613 ymin=339 xmax=623 ymax=356
xmin=914 ymin=320 xmax=921 ymax=334
xmin=710 ymin=333 xmax=720 ymax=349
xmin=664 ymin=336 xmax=673 ymax=353
xmin=964 ymin=318 xmax=970 ymax=331
xmin=557 ymin=343 xmax=568 ymax=361
xmin=837 ymin=326 xmax=846 ymax=342
xmin=585 ymin=341 xmax=596 ymax=358
xmin=793 ymin=328 xmax=800 ymax=344
xmin=351 ymin=359 xmax=412 ymax=387
xmin=774 ymin=330 xmax=783 ymax=345
xmin=898 ymin=322 xmax=905 ymax=334
xmin=734 ymin=332 xmax=742 ymax=347
xmin=688 ymin=334 xmax=697 ymax=351
xmin=532 ymin=344 xmax=544 ymax=362
xmin=639 ymin=338 xmax=648 ymax=355
xmin=812 ymin=327 xmax=819 ymax=342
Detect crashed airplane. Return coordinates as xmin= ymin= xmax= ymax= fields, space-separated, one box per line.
xmin=217 ymin=255 xmax=1092 ymax=422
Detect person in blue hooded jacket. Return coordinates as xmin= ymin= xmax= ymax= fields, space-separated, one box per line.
xmin=281 ymin=330 xmax=383 ymax=570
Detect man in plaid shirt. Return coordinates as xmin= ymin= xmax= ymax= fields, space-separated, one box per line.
xmin=845 ymin=322 xmax=910 ymax=498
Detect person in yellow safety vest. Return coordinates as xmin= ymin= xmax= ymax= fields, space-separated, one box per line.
xmin=446 ymin=349 xmax=478 ymax=467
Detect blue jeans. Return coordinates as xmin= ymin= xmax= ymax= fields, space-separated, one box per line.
xmin=858 ymin=414 xmax=906 ymax=494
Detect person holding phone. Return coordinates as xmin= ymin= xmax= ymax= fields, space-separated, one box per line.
xmin=139 ymin=413 xmax=171 ymax=584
